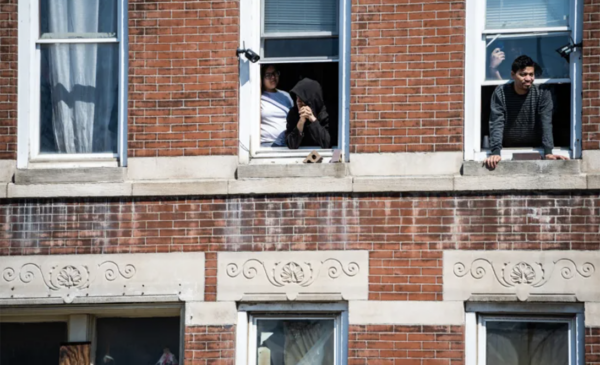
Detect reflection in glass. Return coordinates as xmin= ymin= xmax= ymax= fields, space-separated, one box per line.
xmin=40 ymin=0 xmax=117 ymax=36
xmin=486 ymin=35 xmax=570 ymax=80
xmin=486 ymin=0 xmax=569 ymax=29
xmin=40 ymin=43 xmax=119 ymax=154
xmin=264 ymin=0 xmax=337 ymax=34
xmin=264 ymin=38 xmax=339 ymax=59
xmin=486 ymin=321 xmax=569 ymax=365
xmin=256 ymin=319 xmax=335 ymax=365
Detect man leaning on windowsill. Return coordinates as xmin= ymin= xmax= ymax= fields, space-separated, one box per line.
xmin=484 ymin=55 xmax=569 ymax=169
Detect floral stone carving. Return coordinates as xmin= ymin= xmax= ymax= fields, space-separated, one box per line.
xmin=444 ymin=251 xmax=599 ymax=302
xmin=218 ymin=251 xmax=369 ymax=301
xmin=0 ymin=253 xmax=205 ymax=304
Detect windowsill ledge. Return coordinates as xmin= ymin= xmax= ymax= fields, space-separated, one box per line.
xmin=4 ymin=174 xmax=600 ymax=199
xmin=237 ymin=163 xmax=347 ymax=179
xmin=462 ymin=160 xmax=581 ymax=176
xmin=14 ymin=167 xmax=126 ymax=185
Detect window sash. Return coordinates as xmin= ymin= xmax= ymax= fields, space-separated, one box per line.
xmin=249 ymin=314 xmax=340 ymax=365
xmin=463 ymin=0 xmax=582 ymax=161
xmin=18 ymin=0 xmax=128 ymax=167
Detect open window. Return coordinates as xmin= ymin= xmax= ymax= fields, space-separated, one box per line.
xmin=0 ymin=313 xmax=181 ymax=365
xmin=238 ymin=0 xmax=350 ymax=163
xmin=464 ymin=0 xmax=583 ymax=161
xmin=17 ymin=0 xmax=128 ymax=169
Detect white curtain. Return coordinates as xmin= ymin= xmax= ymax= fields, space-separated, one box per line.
xmin=486 ymin=322 xmax=569 ymax=365
xmin=45 ymin=0 xmax=118 ymax=153
xmin=283 ymin=321 xmax=334 ymax=365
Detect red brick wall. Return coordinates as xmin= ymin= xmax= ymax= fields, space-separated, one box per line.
xmin=350 ymin=1 xmax=465 ymax=153
xmin=0 ymin=0 xmax=17 ymax=160
xmin=184 ymin=325 xmax=235 ymax=365
xmin=583 ymin=0 xmax=600 ymax=150
xmin=2 ymin=193 xmax=599 ymax=301
xmin=127 ymin=0 xmax=239 ymax=157
xmin=349 ymin=325 xmax=464 ymax=365
xmin=589 ymin=328 xmax=600 ymax=365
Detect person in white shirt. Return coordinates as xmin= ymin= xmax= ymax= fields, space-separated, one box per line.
xmin=261 ymin=65 xmax=293 ymax=147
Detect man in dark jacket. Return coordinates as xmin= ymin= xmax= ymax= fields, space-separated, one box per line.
xmin=286 ymin=78 xmax=331 ymax=149
xmin=485 ymin=55 xmax=569 ymax=169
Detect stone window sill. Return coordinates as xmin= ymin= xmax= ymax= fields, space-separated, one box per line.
xmin=462 ymin=160 xmax=581 ymax=176
xmin=236 ymin=163 xmax=347 ymax=179
xmin=14 ymin=168 xmax=126 ymax=185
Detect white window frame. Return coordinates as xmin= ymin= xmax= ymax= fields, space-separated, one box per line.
xmin=17 ymin=0 xmax=129 ymax=169
xmin=465 ymin=303 xmax=585 ymax=365
xmin=464 ymin=0 xmax=584 ymax=161
xmin=238 ymin=0 xmax=351 ymax=164
xmin=235 ymin=302 xmax=348 ymax=365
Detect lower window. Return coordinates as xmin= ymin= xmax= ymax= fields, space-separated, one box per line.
xmin=251 ymin=315 xmax=338 ymax=365
xmin=479 ymin=316 xmax=575 ymax=365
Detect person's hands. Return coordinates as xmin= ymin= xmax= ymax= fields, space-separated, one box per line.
xmin=545 ymin=154 xmax=570 ymax=160
xmin=300 ymin=106 xmax=317 ymax=122
xmin=489 ymin=48 xmax=505 ymax=69
xmin=484 ymin=155 xmax=502 ymax=169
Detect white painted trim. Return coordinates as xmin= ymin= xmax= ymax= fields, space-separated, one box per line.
xmin=464 ymin=0 xmax=582 ymax=161
xmin=348 ymin=301 xmax=464 ymax=325
xmin=482 ymin=26 xmax=571 ymax=34
xmin=465 ymin=312 xmax=477 ymax=365
xmin=17 ymin=0 xmax=128 ymax=169
xmin=235 ymin=311 xmax=249 ymax=365
xmin=481 ymin=78 xmax=571 ymax=86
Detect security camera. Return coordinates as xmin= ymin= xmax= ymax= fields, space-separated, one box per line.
xmin=556 ymin=42 xmax=582 ymax=60
xmin=236 ymin=48 xmax=260 ymax=63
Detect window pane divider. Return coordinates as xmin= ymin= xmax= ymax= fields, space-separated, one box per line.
xmin=40 ymin=32 xmax=117 ymax=39
xmin=36 ymin=38 xmax=119 ymax=44
xmin=261 ymin=57 xmax=339 ymax=63
xmin=483 ymin=26 xmax=570 ymax=34
xmin=262 ymin=31 xmax=338 ymax=38
xmin=482 ymin=78 xmax=571 ymax=86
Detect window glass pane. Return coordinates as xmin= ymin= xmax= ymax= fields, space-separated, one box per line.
xmin=40 ymin=0 xmax=117 ymax=36
xmin=480 ymin=83 xmax=571 ymax=149
xmin=256 ymin=319 xmax=335 ymax=365
xmin=0 ymin=322 xmax=68 ymax=365
xmin=486 ymin=321 xmax=569 ymax=365
xmin=486 ymin=34 xmax=570 ymax=80
xmin=95 ymin=317 xmax=180 ymax=365
xmin=40 ymin=43 xmax=119 ymax=154
xmin=264 ymin=0 xmax=337 ymax=34
xmin=264 ymin=38 xmax=339 ymax=59
xmin=486 ymin=0 xmax=569 ymax=29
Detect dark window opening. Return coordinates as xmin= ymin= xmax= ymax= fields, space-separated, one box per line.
xmin=480 ymin=83 xmax=571 ymax=150
xmin=261 ymin=62 xmax=339 ymax=149
xmin=0 ymin=322 xmax=68 ymax=365
xmin=96 ymin=317 xmax=180 ymax=365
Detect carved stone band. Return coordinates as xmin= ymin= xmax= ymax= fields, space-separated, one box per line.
xmin=0 ymin=253 xmax=205 ymax=304
xmin=444 ymin=251 xmax=599 ymax=302
xmin=217 ymin=251 xmax=368 ymax=301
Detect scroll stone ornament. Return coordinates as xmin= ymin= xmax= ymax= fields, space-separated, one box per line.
xmin=0 ymin=253 xmax=205 ymax=304
xmin=445 ymin=251 xmax=598 ymax=302
xmin=218 ymin=251 xmax=369 ymax=301
xmin=2 ymin=261 xmax=135 ymax=303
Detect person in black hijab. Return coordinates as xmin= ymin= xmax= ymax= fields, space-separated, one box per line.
xmin=285 ymin=78 xmax=331 ymax=149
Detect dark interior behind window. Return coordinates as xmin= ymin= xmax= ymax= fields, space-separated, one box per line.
xmin=480 ymin=83 xmax=571 ymax=149
xmin=272 ymin=62 xmax=339 ymax=147
xmin=0 ymin=321 xmax=68 ymax=365
xmin=95 ymin=317 xmax=180 ymax=365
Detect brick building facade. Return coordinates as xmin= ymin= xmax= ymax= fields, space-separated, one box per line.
xmin=1 ymin=0 xmax=599 ymax=365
